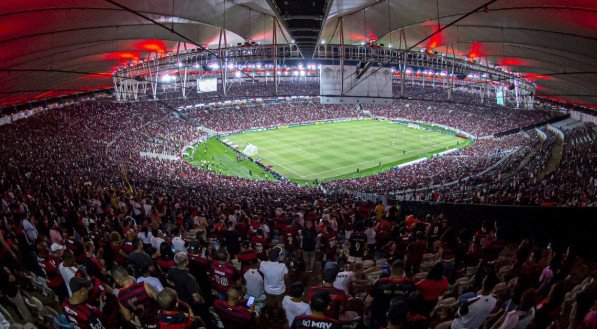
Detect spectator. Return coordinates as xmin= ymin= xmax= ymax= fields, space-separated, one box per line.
xmin=290 ymin=292 xmax=340 ymax=329
xmin=213 ymin=285 xmax=255 ymax=329
xmin=167 ymin=252 xmax=206 ymax=317
xmin=112 ymin=265 xmax=160 ymax=329
xmin=300 ymin=220 xmax=318 ymax=272
xmin=497 ymin=288 xmax=535 ymax=329
xmin=260 ymin=246 xmax=288 ymax=323
xmin=366 ymin=261 xmax=415 ymax=329
xmin=451 ymin=274 xmax=498 ymax=329
xmin=243 ymin=258 xmax=265 ymax=315
xmin=62 ymin=276 xmax=107 ymax=329
xmin=59 ymin=250 xmax=79 ymax=296
xmin=210 ymin=249 xmax=239 ymax=300
xmin=128 ymin=238 xmax=153 ymax=278
xmin=307 ymin=269 xmax=347 ymax=320
xmin=415 ymin=262 xmax=449 ymax=313
xmin=156 ymin=288 xmax=196 ymax=329
xmin=283 ymin=282 xmax=312 ymax=327
xmin=136 ymin=264 xmax=164 ymax=293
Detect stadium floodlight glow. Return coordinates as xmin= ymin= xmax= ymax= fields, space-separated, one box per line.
xmin=299 ymin=70 xmax=306 ymax=76
xmin=161 ymin=74 xmax=173 ymax=82
xmin=292 ymin=71 xmax=299 ymax=76
xmin=405 ymin=68 xmax=413 ymax=74
xmin=360 ymin=41 xmax=366 ymax=46
xmin=177 ymin=62 xmax=182 ymax=67
xmin=321 ymin=39 xmax=326 ymax=44
xmin=227 ymin=63 xmax=234 ymax=70
xmin=256 ymin=63 xmax=262 ymax=69
xmin=235 ymin=71 xmax=241 ymax=78
xmin=193 ymin=63 xmax=200 ymax=68
xmin=298 ymin=63 xmax=303 ymax=69
xmin=391 ymin=67 xmax=396 ymax=72
xmin=208 ymin=63 xmax=220 ymax=70
xmin=291 ymin=39 xmax=296 ymax=43
xmin=388 ymin=44 xmax=393 ymax=48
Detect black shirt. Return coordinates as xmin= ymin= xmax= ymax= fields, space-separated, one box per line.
xmin=370 ymin=277 xmax=415 ymax=323
xmin=167 ymin=267 xmax=201 ymax=306
xmin=223 ymin=230 xmax=241 ymax=256
xmin=349 ymin=232 xmax=367 ymax=257
xmin=301 ymin=227 xmax=317 ymax=252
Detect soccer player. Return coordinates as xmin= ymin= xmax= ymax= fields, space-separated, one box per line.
xmin=365 ymin=261 xmax=415 ymax=329
xmin=112 ymin=265 xmax=160 ymax=329
xmin=291 ymin=292 xmax=340 ymax=329
xmin=62 ymin=276 xmax=107 ymax=329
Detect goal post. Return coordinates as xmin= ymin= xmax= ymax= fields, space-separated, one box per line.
xmin=242 ymin=143 xmax=258 ymax=157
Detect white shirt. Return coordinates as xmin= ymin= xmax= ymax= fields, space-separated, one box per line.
xmin=333 ymin=270 xmax=354 ymax=295
xmin=59 ymin=263 xmax=78 ymax=296
xmin=282 ymin=296 xmax=311 ymax=327
xmin=498 ymin=308 xmax=535 ymax=329
xmin=243 ymin=269 xmax=265 ymax=297
xmin=364 ymin=228 xmax=376 ymax=245
xmin=138 ymin=231 xmax=153 ymax=245
xmin=172 ymin=236 xmax=187 ymax=252
xmin=259 ymin=261 xmax=288 ymax=295
xmin=22 ymin=219 xmax=38 ymax=243
xmin=151 ymin=236 xmax=165 ymax=250
xmin=451 ymin=294 xmax=497 ymax=329
xmin=137 ymin=276 xmax=164 ymax=293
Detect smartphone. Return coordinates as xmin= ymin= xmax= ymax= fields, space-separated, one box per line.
xmin=246 ymin=296 xmax=255 ymax=308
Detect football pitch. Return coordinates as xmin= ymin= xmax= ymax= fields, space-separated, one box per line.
xmin=184 ymin=120 xmax=471 ymax=183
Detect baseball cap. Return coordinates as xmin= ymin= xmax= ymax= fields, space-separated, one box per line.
xmin=322 ymin=268 xmax=337 ymax=283
xmin=69 ymin=276 xmax=92 ymax=294
xmin=50 ymin=243 xmax=65 ymax=252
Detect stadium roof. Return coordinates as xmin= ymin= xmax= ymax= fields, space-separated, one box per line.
xmin=1 ymin=0 xmax=596 ymax=109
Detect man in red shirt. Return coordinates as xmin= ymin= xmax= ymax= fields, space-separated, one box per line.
xmin=210 ymin=249 xmax=239 ymax=300
xmin=156 ymin=288 xmax=196 ymax=329
xmin=307 ymin=269 xmax=347 ymax=320
xmin=250 ymin=229 xmax=267 ymax=260
xmin=62 ymin=276 xmax=108 ymax=329
xmin=44 ymin=243 xmax=67 ymax=300
xmin=214 ymin=286 xmax=255 ymax=329
xmin=237 ymin=240 xmax=257 ymax=275
xmin=319 ymin=226 xmax=338 ymax=262
xmin=291 ymin=292 xmax=340 ymax=329
xmin=404 ymin=231 xmax=427 ymax=278
xmin=282 ymin=220 xmax=300 ymax=256
xmin=112 ymin=265 xmax=160 ymax=329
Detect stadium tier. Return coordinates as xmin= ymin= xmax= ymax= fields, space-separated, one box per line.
xmin=1 ymin=2 xmax=597 ymax=329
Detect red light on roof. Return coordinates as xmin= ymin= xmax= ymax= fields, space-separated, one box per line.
xmin=105 ymin=52 xmax=141 ymax=60
xmin=135 ymin=40 xmax=167 ymax=53
xmin=467 ymin=42 xmax=484 ymax=59
xmin=426 ymin=24 xmax=444 ymax=50
xmin=498 ymin=58 xmax=527 ymax=66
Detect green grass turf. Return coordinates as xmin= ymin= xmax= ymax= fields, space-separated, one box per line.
xmin=184 ymin=120 xmax=471 ymax=183
xmin=183 ymin=138 xmax=277 ymax=181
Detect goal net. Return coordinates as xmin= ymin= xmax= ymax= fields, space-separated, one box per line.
xmin=242 ymin=143 xmax=258 ymax=157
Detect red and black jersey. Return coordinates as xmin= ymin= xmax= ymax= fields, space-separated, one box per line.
xmin=113 ymin=242 xmax=128 ymax=266
xmin=282 ymin=226 xmax=299 ymax=251
xmin=121 ymin=239 xmax=136 ymax=256
xmin=213 ymin=300 xmax=253 ymax=329
xmin=320 ymin=232 xmax=338 ymax=259
xmin=62 ymin=299 xmax=106 ymax=329
xmin=306 ymin=286 xmax=347 ymax=320
xmin=117 ymin=282 xmax=159 ymax=328
xmin=43 ymin=255 xmax=64 ymax=288
xmin=237 ymin=249 xmax=257 ymax=274
xmin=210 ymin=261 xmax=238 ymax=293
xmin=157 ymin=310 xmax=193 ymax=329
xmin=369 ymin=277 xmax=415 ymax=323
xmin=290 ymin=315 xmax=340 ymax=329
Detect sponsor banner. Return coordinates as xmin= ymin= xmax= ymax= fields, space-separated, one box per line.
xmin=364 ymin=117 xmax=373 ymax=121
xmin=315 ymin=122 xmax=324 ymax=125
xmin=325 ymin=120 xmax=334 ymax=124
xmin=278 ymin=125 xmax=289 ymax=129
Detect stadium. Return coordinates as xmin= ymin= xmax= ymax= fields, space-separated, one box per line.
xmin=0 ymin=1 xmax=596 ymax=329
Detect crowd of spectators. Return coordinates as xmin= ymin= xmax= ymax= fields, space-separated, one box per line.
xmin=0 ymin=84 xmax=595 ymax=329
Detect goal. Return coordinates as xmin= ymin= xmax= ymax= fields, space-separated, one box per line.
xmin=242 ymin=143 xmax=258 ymax=157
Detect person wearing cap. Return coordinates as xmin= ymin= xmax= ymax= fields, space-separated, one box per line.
xmin=44 ymin=243 xmax=68 ymax=300
xmin=62 ymin=276 xmax=107 ymax=329
xmin=306 ymin=268 xmax=347 ymax=320
xmin=259 ymin=246 xmax=288 ymax=323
